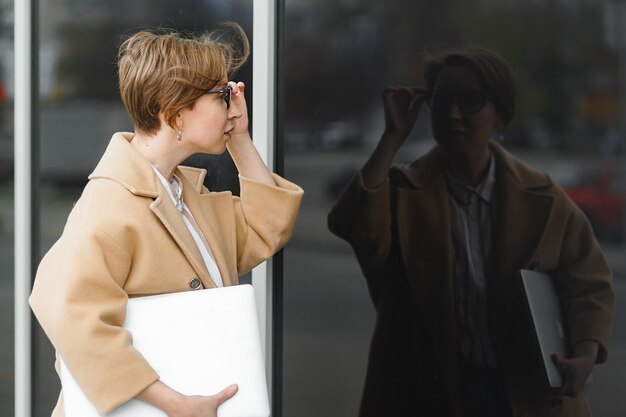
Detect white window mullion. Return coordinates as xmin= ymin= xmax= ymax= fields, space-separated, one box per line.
xmin=14 ymin=0 xmax=33 ymax=416
xmin=251 ymin=0 xmax=277 ymax=409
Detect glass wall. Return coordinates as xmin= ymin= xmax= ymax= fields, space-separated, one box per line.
xmin=0 ymin=0 xmax=13 ymax=415
xmin=34 ymin=1 xmax=252 ymax=415
xmin=281 ymin=1 xmax=626 ymax=416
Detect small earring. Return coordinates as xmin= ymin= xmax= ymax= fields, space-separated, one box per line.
xmin=176 ymin=130 xmax=182 ymax=142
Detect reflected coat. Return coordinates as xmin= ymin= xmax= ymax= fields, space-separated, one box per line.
xmin=328 ymin=141 xmax=614 ymax=417
xmin=30 ymin=132 xmax=303 ymax=416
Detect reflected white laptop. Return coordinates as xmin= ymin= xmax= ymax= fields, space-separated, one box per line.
xmin=60 ymin=284 xmax=270 ymax=417
xmin=519 ymin=269 xmax=567 ymax=388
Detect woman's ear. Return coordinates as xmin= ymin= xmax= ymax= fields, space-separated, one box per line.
xmin=175 ymin=113 xmax=183 ymax=130
xmin=163 ymin=112 xmax=181 ymax=132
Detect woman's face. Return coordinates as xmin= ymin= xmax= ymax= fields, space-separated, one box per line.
xmin=430 ymin=64 xmax=504 ymax=160
xmin=178 ymin=84 xmax=241 ymax=155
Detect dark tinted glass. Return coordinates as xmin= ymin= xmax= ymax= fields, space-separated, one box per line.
xmin=281 ymin=1 xmax=626 ymax=416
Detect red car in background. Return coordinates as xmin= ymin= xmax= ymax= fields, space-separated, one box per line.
xmin=556 ymin=164 xmax=626 ymax=244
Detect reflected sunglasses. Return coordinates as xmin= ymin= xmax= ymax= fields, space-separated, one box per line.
xmin=426 ymin=89 xmax=488 ymax=114
xmin=205 ymin=85 xmax=232 ymax=109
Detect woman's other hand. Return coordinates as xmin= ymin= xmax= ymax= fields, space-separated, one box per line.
xmin=382 ymin=85 xmax=427 ymax=146
xmin=171 ymin=384 xmax=238 ymax=417
xmin=137 ymin=380 xmax=238 ymax=417
xmin=551 ymin=340 xmax=598 ymax=397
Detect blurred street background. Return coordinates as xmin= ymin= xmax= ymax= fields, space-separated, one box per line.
xmin=2 ymin=0 xmax=626 ymax=416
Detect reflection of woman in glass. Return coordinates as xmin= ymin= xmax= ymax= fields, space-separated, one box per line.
xmin=328 ymin=47 xmax=614 ymax=417
xmin=30 ymin=25 xmax=303 ymax=417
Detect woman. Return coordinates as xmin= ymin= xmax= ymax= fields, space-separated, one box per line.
xmin=30 ymin=25 xmax=303 ymax=417
xmin=328 ymin=47 xmax=614 ymax=417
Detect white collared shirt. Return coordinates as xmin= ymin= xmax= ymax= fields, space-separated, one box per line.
xmin=151 ymin=165 xmax=224 ymax=288
xmin=446 ymin=153 xmax=498 ymax=369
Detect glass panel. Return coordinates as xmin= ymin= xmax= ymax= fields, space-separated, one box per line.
xmin=0 ymin=0 xmax=13 ymax=415
xmin=34 ymin=2 xmax=252 ymax=415
xmin=282 ymin=1 xmax=626 ymax=416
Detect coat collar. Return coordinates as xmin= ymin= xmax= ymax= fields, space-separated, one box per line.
xmin=394 ymin=140 xmax=555 ymax=280
xmin=88 ymin=132 xmax=232 ymax=289
xmin=88 ymin=132 xmax=207 ymax=197
xmin=395 ymin=140 xmax=556 ymax=293
xmin=398 ymin=141 xmax=552 ymax=191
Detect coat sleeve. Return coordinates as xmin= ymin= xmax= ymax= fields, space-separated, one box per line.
xmin=553 ymin=202 xmax=615 ymax=363
xmin=232 ymin=173 xmax=303 ymax=274
xmin=29 ymin=226 xmax=159 ymax=415
xmin=327 ymin=171 xmax=396 ymax=303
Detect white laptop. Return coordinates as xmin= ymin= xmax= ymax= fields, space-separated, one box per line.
xmin=60 ymin=284 xmax=270 ymax=417
xmin=519 ymin=269 xmax=566 ymax=387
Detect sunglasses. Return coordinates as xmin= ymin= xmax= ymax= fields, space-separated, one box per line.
xmin=426 ymin=89 xmax=488 ymax=114
xmin=205 ymin=85 xmax=232 ymax=109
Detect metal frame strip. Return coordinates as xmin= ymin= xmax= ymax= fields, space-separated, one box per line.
xmin=252 ymin=0 xmax=277 ymax=413
xmin=14 ymin=0 xmax=33 ymax=415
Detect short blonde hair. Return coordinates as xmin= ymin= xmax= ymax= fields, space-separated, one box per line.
xmin=117 ymin=23 xmax=250 ymax=135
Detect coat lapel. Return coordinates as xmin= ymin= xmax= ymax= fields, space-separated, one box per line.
xmin=397 ymin=185 xmax=456 ymax=352
xmin=90 ymin=133 xmax=216 ymax=288
xmin=490 ymin=144 xmax=554 ymax=332
xmin=149 ymin=183 xmax=215 ymax=288
xmin=177 ymin=168 xmax=238 ymax=287
xmin=394 ymin=147 xmax=462 ymax=413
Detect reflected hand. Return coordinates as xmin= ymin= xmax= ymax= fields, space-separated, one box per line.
xmin=551 ymin=341 xmax=597 ymax=398
xmin=382 ymin=86 xmax=427 ymax=143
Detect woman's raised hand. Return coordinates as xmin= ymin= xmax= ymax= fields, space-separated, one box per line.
xmin=360 ymin=86 xmax=427 ymax=189
xmin=229 ymin=81 xmax=249 ymax=137
xmin=382 ymin=86 xmax=427 ymax=147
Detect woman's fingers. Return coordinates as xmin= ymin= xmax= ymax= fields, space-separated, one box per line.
xmin=408 ymin=93 xmax=427 ymax=111
xmin=551 ymin=353 xmax=590 ymax=397
xmin=383 ymin=85 xmax=428 ymax=112
xmin=553 ymin=355 xmax=575 ymax=396
xmin=551 ymin=353 xmax=567 ymax=371
xmin=229 ymin=81 xmax=245 ymax=95
xmin=213 ymin=383 xmax=238 ymax=406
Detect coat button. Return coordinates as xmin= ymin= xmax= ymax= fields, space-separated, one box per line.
xmin=189 ymin=277 xmax=202 ymax=290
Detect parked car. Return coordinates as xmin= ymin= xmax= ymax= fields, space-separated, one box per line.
xmin=286 ymin=121 xmax=362 ymax=151
xmin=314 ymin=121 xmax=362 ymax=150
xmin=554 ymin=164 xmax=626 ymax=243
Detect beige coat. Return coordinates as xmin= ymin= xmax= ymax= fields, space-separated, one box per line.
xmin=328 ymin=142 xmax=614 ymax=417
xmin=30 ymin=132 xmax=303 ymax=416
